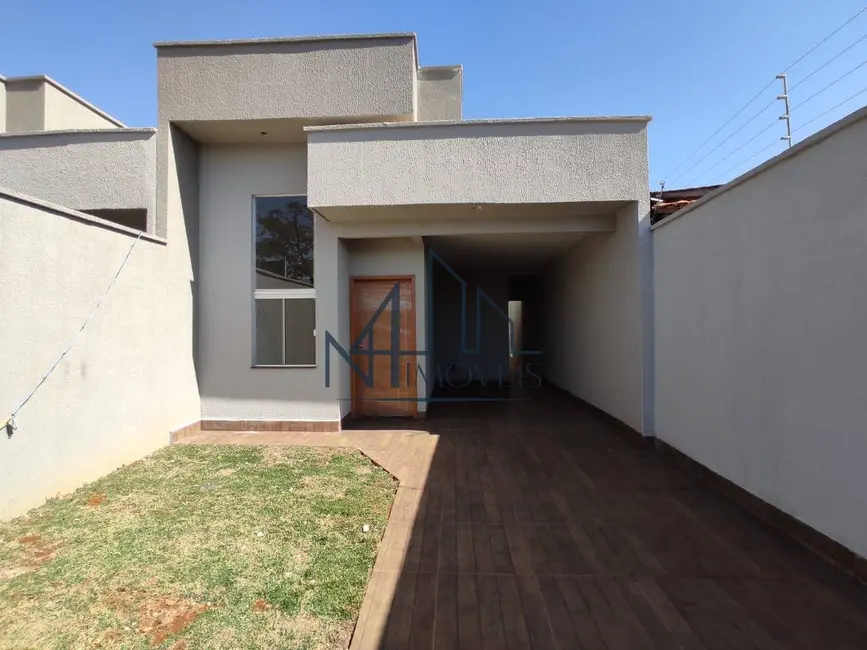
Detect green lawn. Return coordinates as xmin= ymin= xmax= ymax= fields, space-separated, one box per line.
xmin=0 ymin=444 xmax=396 ymax=650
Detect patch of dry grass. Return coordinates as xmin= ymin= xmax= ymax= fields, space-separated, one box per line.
xmin=0 ymin=445 xmax=396 ymax=649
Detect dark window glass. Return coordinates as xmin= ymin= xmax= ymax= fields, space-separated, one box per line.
xmin=255 ymin=196 xmax=314 ymax=289
xmin=255 ymin=299 xmax=284 ymax=365
xmin=284 ymin=299 xmax=316 ymax=365
xmin=254 ymin=298 xmax=316 ymax=366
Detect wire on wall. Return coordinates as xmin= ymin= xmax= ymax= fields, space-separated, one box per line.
xmin=3 ymin=231 xmax=143 ymax=438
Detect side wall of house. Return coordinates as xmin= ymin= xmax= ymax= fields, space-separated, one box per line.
xmin=0 ymin=130 xmax=156 ymax=223
xmin=41 ymin=82 xmax=122 ymax=131
xmin=546 ymin=202 xmax=645 ymax=433
xmin=5 ymin=79 xmax=44 ymax=133
xmin=0 ymin=192 xmax=200 ymax=520
xmin=197 ymin=143 xmax=341 ymax=422
xmin=653 ymin=107 xmax=867 ymax=559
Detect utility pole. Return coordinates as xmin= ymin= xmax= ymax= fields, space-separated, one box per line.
xmin=777 ymin=73 xmax=793 ymax=148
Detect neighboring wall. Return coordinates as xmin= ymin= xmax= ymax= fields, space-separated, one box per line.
xmin=417 ymin=66 xmax=462 ymax=121
xmin=4 ymin=76 xmax=124 ymax=133
xmin=345 ymin=238 xmax=428 ymax=409
xmin=546 ymin=202 xmax=646 ymax=433
xmin=41 ymin=80 xmax=123 ymax=130
xmin=0 ymin=190 xmax=200 ymax=520
xmin=0 ymin=129 xmax=156 ymax=226
xmin=653 ymin=107 xmax=867 ymax=559
xmin=197 ymin=144 xmax=342 ymax=422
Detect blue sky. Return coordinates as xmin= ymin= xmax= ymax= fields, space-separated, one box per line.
xmin=3 ymin=0 xmax=867 ymax=187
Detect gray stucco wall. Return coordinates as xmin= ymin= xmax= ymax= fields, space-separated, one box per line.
xmin=197 ymin=143 xmax=342 ymax=421
xmin=417 ymin=66 xmax=462 ymax=121
xmin=4 ymin=77 xmax=123 ymax=133
xmin=0 ymin=129 xmax=156 ymax=223
xmin=546 ymin=202 xmax=647 ymax=433
xmin=0 ymin=190 xmax=200 ymax=520
xmin=157 ymin=36 xmax=416 ymax=123
xmin=306 ymin=118 xmax=649 ymax=208
xmin=5 ymin=78 xmax=44 ymax=133
xmin=41 ymin=81 xmax=122 ymax=130
xmin=653 ymin=107 xmax=867 ymax=558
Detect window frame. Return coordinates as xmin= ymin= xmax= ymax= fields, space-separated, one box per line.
xmin=251 ymin=193 xmax=316 ymax=369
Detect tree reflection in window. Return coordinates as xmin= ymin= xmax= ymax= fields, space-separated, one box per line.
xmin=255 ymin=196 xmax=314 ymax=289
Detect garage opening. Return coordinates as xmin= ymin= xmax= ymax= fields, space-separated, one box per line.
xmin=425 ymin=233 xmax=581 ymax=401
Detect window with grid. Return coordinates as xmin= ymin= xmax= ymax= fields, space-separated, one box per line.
xmin=253 ymin=195 xmax=316 ymax=366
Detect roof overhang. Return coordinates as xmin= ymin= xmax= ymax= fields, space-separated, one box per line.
xmin=156 ymin=34 xmax=418 ymax=131
xmin=306 ymin=116 xmax=650 ymax=223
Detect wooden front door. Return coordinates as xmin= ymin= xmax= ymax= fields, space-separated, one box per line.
xmin=351 ymin=277 xmax=417 ymax=417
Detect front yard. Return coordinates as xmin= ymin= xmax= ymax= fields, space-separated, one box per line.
xmin=0 ymin=444 xmax=396 ymax=649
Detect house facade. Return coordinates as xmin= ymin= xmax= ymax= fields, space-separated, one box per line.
xmin=0 ymin=32 xmax=652 ymax=518
xmin=155 ymin=33 xmax=652 ymax=430
xmin=5 ymin=30 xmax=867 ymax=573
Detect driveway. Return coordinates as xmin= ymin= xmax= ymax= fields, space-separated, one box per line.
xmin=183 ymin=387 xmax=867 ymax=649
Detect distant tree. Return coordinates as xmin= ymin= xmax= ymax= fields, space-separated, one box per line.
xmin=256 ymin=201 xmax=314 ymax=286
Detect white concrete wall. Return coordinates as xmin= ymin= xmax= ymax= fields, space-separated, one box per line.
xmin=157 ymin=35 xmax=416 ymax=123
xmin=546 ymin=203 xmax=645 ymax=433
xmin=307 ymin=118 xmax=649 ymax=209
xmin=417 ymin=66 xmax=462 ymax=121
xmin=345 ymin=238 xmax=428 ymax=410
xmin=653 ymin=107 xmax=867 ymax=559
xmin=5 ymin=79 xmax=43 ymax=133
xmin=0 ymin=189 xmax=200 ymax=520
xmin=197 ymin=143 xmax=342 ymax=421
xmin=0 ymin=130 xmax=156 ymax=222
xmin=42 ymin=81 xmax=122 ymax=130
xmin=4 ymin=77 xmax=123 ymax=133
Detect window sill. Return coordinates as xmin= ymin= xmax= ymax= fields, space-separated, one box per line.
xmin=251 ymin=364 xmax=317 ymax=369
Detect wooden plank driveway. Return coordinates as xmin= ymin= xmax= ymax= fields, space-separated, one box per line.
xmin=179 ymin=388 xmax=867 ymax=649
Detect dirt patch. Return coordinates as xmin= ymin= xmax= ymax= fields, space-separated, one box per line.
xmin=169 ymin=640 xmax=188 ymax=650
xmin=138 ymin=598 xmax=208 ymax=645
xmin=215 ymin=468 xmax=236 ymax=477
xmin=87 ymin=493 xmax=106 ymax=507
xmin=251 ymin=599 xmax=271 ymax=612
xmin=16 ymin=534 xmax=62 ymax=568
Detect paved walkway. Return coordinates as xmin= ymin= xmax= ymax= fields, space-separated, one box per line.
xmin=179 ymin=389 xmax=867 ymax=649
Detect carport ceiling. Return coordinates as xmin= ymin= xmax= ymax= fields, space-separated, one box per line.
xmin=427 ymin=233 xmax=586 ymax=267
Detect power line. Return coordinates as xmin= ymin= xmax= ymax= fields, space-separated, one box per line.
xmin=715 ymin=138 xmax=785 ymax=182
xmin=661 ymin=4 xmax=867 ymax=186
xmin=700 ymin=84 xmax=867 ymax=184
xmin=790 ymin=32 xmax=867 ymax=91
xmin=660 ymin=80 xmax=776 ymax=183
xmin=667 ymin=96 xmax=778 ymax=185
xmin=781 ymin=5 xmax=867 ymax=74
xmin=793 ymin=85 xmax=867 ymax=134
xmin=790 ymin=56 xmax=867 ymax=111
xmin=681 ymin=117 xmax=783 ymax=186
xmin=683 ymin=55 xmax=867 ymax=185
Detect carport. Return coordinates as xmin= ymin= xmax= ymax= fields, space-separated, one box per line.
xmin=306 ymin=116 xmax=653 ymax=432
